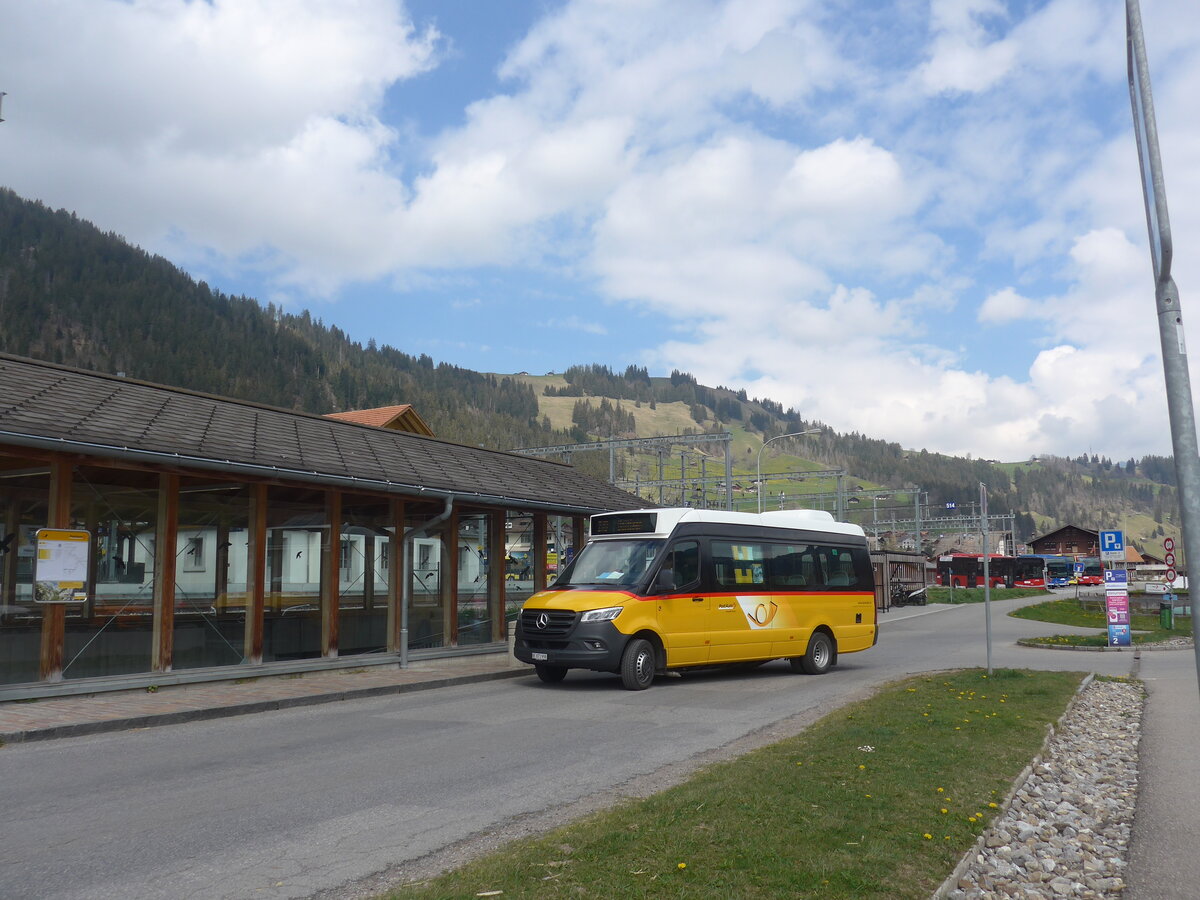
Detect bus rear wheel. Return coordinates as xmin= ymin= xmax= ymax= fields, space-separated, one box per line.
xmin=791 ymin=632 xmax=833 ymax=675
xmin=620 ymin=638 xmax=656 ymax=690
xmin=535 ymin=664 xmax=568 ymax=684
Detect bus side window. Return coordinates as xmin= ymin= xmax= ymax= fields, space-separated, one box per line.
xmin=712 ymin=541 xmax=765 ymax=587
xmin=664 ymin=540 xmax=700 ymax=590
xmin=768 ymin=544 xmax=809 ymax=589
xmin=813 ymin=545 xmax=857 ymax=588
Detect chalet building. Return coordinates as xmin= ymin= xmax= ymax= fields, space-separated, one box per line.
xmin=0 ymin=353 xmax=648 ymax=699
xmin=1029 ymin=525 xmax=1100 ymax=559
xmin=1029 ymin=525 xmax=1145 ymax=566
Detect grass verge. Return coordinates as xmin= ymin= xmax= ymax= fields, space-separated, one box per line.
xmin=1012 ymin=597 xmax=1193 ymax=646
xmin=926 ymin=586 xmax=1049 ymax=605
xmin=388 ymin=668 xmax=1083 ymax=899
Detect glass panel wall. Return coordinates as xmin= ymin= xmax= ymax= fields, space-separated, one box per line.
xmin=172 ymin=478 xmax=251 ymax=670
xmin=66 ymin=466 xmax=158 ymax=679
xmin=504 ymin=512 xmax=535 ymax=625
xmin=338 ymin=495 xmax=392 ymax=656
xmin=0 ymin=458 xmax=49 ymax=685
xmin=407 ymin=507 xmax=447 ymax=650
xmin=262 ymin=486 xmax=326 ymax=662
xmin=455 ymin=511 xmax=492 ymax=645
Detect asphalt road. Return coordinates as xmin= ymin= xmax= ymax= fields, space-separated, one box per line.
xmin=0 ymin=596 xmax=1139 ymax=900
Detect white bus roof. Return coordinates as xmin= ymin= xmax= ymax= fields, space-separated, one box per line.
xmin=590 ymin=507 xmax=866 ymax=540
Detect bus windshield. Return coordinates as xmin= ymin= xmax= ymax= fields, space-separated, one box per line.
xmin=559 ymin=539 xmax=663 ymax=588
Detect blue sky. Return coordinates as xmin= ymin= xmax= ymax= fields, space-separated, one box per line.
xmin=1 ymin=0 xmax=1198 ymax=461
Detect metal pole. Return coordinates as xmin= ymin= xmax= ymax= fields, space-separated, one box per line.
xmin=756 ymin=430 xmax=818 ymax=513
xmin=724 ymin=435 xmax=733 ymax=511
xmin=657 ymin=450 xmax=664 ymax=506
xmin=914 ymin=491 xmax=922 ymax=554
xmin=1128 ymin=0 xmax=1200 ymax=694
xmin=680 ymin=451 xmax=686 ymax=506
xmin=981 ymin=482 xmax=992 ymax=675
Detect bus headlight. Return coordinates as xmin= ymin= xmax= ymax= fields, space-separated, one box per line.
xmin=580 ymin=606 xmax=623 ymax=623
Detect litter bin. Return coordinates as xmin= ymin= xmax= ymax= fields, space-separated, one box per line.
xmin=1160 ymin=602 xmax=1174 ymax=630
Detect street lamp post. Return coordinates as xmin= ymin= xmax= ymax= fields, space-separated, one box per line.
xmin=757 ymin=430 xmax=819 ymax=513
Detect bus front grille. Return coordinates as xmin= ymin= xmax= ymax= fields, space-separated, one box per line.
xmin=520 ymin=609 xmax=577 ymax=637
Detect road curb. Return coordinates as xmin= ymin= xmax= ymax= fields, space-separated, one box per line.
xmin=0 ymin=668 xmax=528 ymax=745
xmin=1016 ymin=639 xmax=1192 ymax=652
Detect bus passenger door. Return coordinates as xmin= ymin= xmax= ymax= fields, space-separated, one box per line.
xmin=653 ymin=541 xmax=709 ymax=666
xmin=709 ymin=540 xmax=772 ymax=663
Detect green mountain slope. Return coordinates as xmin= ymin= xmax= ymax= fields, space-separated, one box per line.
xmin=0 ymin=188 xmax=1181 ymax=553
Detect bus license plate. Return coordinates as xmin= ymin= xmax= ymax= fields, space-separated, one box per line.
xmin=532 ymin=652 xmax=548 ymax=661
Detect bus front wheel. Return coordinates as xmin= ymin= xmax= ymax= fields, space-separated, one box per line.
xmin=535 ymin=664 xmax=568 ymax=684
xmin=791 ymin=632 xmax=833 ymax=675
xmin=620 ymin=638 xmax=656 ymax=690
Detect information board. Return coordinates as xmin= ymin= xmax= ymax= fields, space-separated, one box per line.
xmin=34 ymin=528 xmax=91 ymax=604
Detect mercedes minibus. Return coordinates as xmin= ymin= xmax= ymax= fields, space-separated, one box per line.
xmin=513 ymin=508 xmax=877 ymax=690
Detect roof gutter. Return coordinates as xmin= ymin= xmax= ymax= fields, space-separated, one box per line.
xmin=0 ymin=429 xmax=620 ymax=516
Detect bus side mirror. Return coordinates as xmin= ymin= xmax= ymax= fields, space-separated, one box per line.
xmin=654 ymin=568 xmax=677 ymax=593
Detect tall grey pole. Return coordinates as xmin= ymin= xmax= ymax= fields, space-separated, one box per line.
xmin=1127 ymin=0 xmax=1200 ymax=694
xmin=981 ymin=483 xmax=992 ymax=675
xmin=724 ymin=435 xmax=734 ymax=511
xmin=914 ymin=491 xmax=922 ymax=553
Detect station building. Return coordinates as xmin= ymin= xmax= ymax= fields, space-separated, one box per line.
xmin=0 ymin=353 xmax=647 ymax=699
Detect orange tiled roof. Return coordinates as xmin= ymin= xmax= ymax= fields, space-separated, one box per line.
xmin=324 ymin=404 xmax=434 ymax=436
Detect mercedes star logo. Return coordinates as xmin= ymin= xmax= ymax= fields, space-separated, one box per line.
xmin=536 ymin=612 xmax=550 ymax=629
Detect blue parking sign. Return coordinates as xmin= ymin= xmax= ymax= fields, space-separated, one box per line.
xmin=1100 ymin=530 xmax=1125 ymax=561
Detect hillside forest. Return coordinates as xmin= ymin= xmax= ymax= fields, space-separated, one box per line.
xmin=0 ymin=188 xmax=1182 ymax=555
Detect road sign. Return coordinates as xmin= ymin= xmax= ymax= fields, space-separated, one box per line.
xmin=1165 ymin=552 xmax=1176 ymax=567
xmin=1166 ymin=567 xmax=1177 ymax=583
xmin=1100 ymin=530 xmax=1125 ymax=562
xmin=1164 ymin=537 xmax=1175 ymax=552
xmin=1104 ymin=568 xmax=1129 ymax=586
xmin=945 ymin=501 xmax=956 ymax=510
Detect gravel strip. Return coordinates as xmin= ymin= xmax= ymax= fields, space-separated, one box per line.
xmin=942 ymin=679 xmax=1143 ymax=899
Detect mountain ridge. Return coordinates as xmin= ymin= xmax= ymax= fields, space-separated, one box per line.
xmin=0 ymin=187 xmax=1180 ymax=554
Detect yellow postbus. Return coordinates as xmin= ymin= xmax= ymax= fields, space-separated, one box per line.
xmin=514 ymin=508 xmax=878 ymax=690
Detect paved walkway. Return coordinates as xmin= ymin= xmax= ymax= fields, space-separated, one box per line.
xmin=0 ymin=653 xmax=522 ymax=744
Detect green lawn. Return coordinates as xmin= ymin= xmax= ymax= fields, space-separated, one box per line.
xmin=388 ymin=669 xmax=1083 ymax=899
xmin=1011 ymin=597 xmax=1192 ymax=646
xmin=927 ymin=586 xmax=1048 ymax=605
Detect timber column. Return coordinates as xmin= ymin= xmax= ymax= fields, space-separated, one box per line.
xmin=38 ymin=456 xmax=73 ymax=682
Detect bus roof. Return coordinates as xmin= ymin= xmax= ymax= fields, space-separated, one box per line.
xmin=590 ymin=507 xmax=867 ymax=540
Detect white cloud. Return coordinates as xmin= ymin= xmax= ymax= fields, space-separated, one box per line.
xmin=979 ymin=287 xmax=1035 ymax=324
xmin=3 ymin=0 xmax=1199 ymax=462
xmin=542 ymin=316 xmax=608 ymax=336
xmin=918 ymin=0 xmax=1017 ymax=94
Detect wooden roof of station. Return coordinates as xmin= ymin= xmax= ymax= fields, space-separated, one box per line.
xmin=0 ymin=353 xmax=649 ymax=515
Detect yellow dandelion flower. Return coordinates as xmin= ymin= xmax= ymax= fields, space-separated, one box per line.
xmin=940 ymin=808 xmax=948 ymax=814
xmin=677 ymin=862 xmax=687 ymax=870
xmin=988 ymin=802 xmax=998 ymax=809
xmin=923 ymin=833 xmax=933 ymax=840
xmin=858 ymin=764 xmax=866 ymax=770
xmin=937 ymin=787 xmax=944 ymax=793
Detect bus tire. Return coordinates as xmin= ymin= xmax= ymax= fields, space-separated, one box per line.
xmin=535 ymin=664 xmax=567 ymax=684
xmin=620 ymin=638 xmax=656 ymax=691
xmin=793 ymin=631 xmax=833 ymax=675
